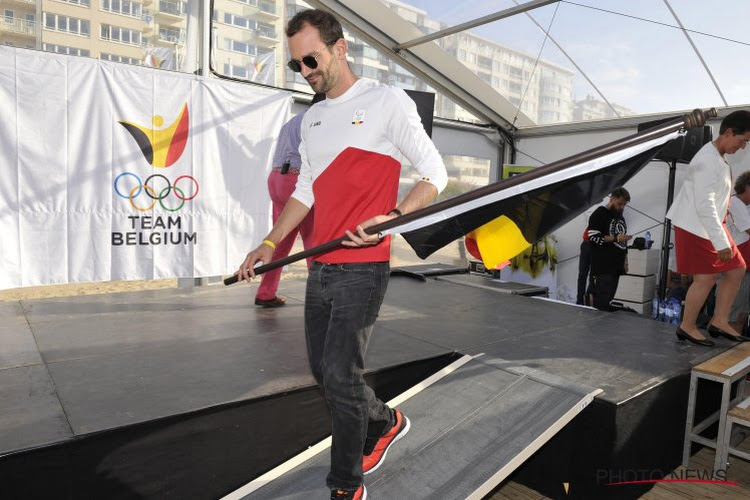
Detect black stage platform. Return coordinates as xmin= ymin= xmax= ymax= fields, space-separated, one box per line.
xmin=0 ymin=269 xmax=738 ymax=499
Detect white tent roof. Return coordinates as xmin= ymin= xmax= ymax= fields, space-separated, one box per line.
xmin=309 ymin=0 xmax=750 ymax=133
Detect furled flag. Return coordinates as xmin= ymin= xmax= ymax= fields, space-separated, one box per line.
xmin=225 ymin=108 xmax=717 ymax=286
xmin=249 ymin=51 xmax=275 ymax=86
xmin=144 ymin=47 xmax=177 ymax=71
xmin=383 ymin=130 xmax=682 ymax=269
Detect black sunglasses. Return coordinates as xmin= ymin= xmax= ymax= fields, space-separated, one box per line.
xmin=287 ymin=46 xmax=329 ymax=73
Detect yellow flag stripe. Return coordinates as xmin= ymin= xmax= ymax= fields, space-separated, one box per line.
xmin=473 ymin=215 xmax=532 ymax=269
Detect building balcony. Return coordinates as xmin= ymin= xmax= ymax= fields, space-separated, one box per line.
xmin=256 ymin=2 xmax=280 ymax=20
xmin=1 ymin=17 xmax=36 ymax=37
xmin=158 ymin=28 xmax=185 ymax=44
xmin=157 ymin=0 xmax=186 ymax=19
xmin=4 ymin=0 xmax=37 ymax=6
xmin=238 ymin=0 xmax=260 ymax=17
xmin=256 ymin=27 xmax=276 ymax=41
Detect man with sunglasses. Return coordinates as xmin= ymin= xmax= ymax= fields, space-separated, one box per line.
xmin=237 ymin=9 xmax=447 ymax=500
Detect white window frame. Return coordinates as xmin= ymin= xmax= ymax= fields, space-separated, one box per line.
xmin=59 ymin=0 xmax=92 ymax=6
xmin=100 ymin=23 xmax=142 ymax=46
xmin=42 ymin=13 xmax=90 ymax=37
xmin=101 ymin=0 xmax=142 ymax=19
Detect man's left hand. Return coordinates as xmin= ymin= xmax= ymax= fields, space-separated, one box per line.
xmin=342 ymin=214 xmax=394 ymax=247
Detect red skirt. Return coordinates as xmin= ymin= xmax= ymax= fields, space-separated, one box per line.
xmin=674 ymin=225 xmax=746 ymax=274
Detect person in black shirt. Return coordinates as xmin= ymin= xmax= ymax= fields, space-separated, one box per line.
xmin=586 ymin=187 xmax=632 ymax=310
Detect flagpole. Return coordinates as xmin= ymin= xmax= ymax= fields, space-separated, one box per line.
xmin=224 ymin=107 xmax=716 ymax=286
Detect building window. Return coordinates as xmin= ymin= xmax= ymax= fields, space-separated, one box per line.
xmin=101 ymin=52 xmax=140 ymax=65
xmin=43 ymin=13 xmax=90 ymax=36
xmin=43 ymin=43 xmax=90 ymax=57
xmin=259 ymin=1 xmax=276 ymax=15
xmin=477 ymin=55 xmax=492 ymax=70
xmin=159 ymin=26 xmax=184 ymax=44
xmin=61 ymin=0 xmax=91 ymax=6
xmin=159 ymin=0 xmax=186 ymax=16
xmin=223 ymin=63 xmax=249 ymax=79
xmin=100 ymin=24 xmax=142 ymax=45
xmin=102 ymin=0 xmax=142 ymax=18
xmin=224 ymin=38 xmax=255 ymax=55
xmin=223 ymin=13 xmax=256 ymax=31
xmin=361 ymin=66 xmax=379 ymax=80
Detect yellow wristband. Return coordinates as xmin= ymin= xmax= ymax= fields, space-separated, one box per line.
xmin=262 ymin=239 xmax=276 ymax=250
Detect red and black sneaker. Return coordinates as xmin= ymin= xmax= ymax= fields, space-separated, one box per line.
xmin=363 ymin=408 xmax=410 ymax=475
xmin=330 ymin=484 xmax=366 ymax=500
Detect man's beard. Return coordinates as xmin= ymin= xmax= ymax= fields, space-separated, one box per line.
xmin=307 ymin=57 xmax=336 ymax=94
xmin=307 ymin=72 xmax=330 ymax=93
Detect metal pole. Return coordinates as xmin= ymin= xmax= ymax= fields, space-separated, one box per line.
xmin=225 ymin=108 xmax=716 ymax=285
xmin=394 ymin=0 xmax=559 ymax=51
xmin=659 ymin=159 xmax=677 ymax=300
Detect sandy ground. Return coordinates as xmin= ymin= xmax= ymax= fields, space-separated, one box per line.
xmin=0 ymin=237 xmax=465 ymax=302
xmin=0 ymin=264 xmax=305 ymax=302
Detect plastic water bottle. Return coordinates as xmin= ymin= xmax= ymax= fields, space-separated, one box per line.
xmin=645 ymin=231 xmax=652 ymax=249
xmin=665 ymin=301 xmax=674 ymax=324
xmin=658 ymin=299 xmax=666 ymax=322
xmin=673 ymin=301 xmax=682 ymax=324
xmin=652 ymin=295 xmax=659 ymax=319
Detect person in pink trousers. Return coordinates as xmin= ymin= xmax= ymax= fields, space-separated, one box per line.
xmin=255 ymin=93 xmax=325 ymax=307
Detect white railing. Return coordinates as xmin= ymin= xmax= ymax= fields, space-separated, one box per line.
xmin=1 ymin=17 xmax=36 ymax=36
xmin=158 ymin=29 xmax=185 ymax=44
xmin=158 ymin=0 xmax=185 ymax=17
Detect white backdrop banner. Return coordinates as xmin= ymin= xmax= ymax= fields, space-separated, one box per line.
xmin=0 ymin=47 xmax=291 ymax=289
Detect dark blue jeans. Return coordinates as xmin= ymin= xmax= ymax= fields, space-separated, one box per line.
xmin=305 ymin=262 xmax=395 ymax=490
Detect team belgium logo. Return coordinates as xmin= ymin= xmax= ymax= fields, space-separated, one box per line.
xmin=114 ymin=103 xmax=198 ymax=212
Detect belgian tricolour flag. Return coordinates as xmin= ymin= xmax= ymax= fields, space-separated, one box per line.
xmin=226 ymin=108 xmax=716 ymax=286
xmin=382 ymin=130 xmax=682 ymax=269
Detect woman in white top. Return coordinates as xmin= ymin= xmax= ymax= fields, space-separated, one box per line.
xmin=667 ymin=110 xmax=750 ymax=346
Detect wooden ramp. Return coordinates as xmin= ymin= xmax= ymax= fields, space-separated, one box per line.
xmin=224 ymin=354 xmax=602 ymax=500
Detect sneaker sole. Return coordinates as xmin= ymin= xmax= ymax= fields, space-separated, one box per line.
xmin=363 ymin=416 xmax=410 ymax=475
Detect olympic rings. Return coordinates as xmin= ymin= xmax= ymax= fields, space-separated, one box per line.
xmin=174 ymin=175 xmax=199 ymax=201
xmin=130 ymin=184 xmax=157 ymax=212
xmin=144 ymin=174 xmax=171 ymax=200
xmin=157 ymin=186 xmax=186 ymax=212
xmin=114 ymin=171 xmax=199 ymax=212
xmin=114 ymin=172 xmax=142 ymax=199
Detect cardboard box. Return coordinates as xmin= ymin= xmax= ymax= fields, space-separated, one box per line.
xmin=614 ymin=274 xmax=656 ymax=303
xmin=627 ymin=249 xmax=660 ymax=276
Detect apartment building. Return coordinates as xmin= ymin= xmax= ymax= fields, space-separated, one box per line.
xmin=0 ymin=0 xmax=190 ymax=65
xmin=2 ymin=0 xmax=609 ymax=127
xmin=1 ymin=0 xmax=38 ymax=50
xmin=573 ymin=94 xmax=634 ymax=121
xmin=213 ymin=0 xmax=283 ymax=84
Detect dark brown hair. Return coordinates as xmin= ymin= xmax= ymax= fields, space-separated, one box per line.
xmin=735 ymin=171 xmax=750 ymax=195
xmin=611 ymin=187 xmax=631 ymax=202
xmin=285 ymin=9 xmax=343 ymax=46
xmin=720 ymin=110 xmax=750 ymax=135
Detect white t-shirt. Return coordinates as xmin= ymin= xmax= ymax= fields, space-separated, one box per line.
xmin=291 ymin=78 xmax=448 ymax=263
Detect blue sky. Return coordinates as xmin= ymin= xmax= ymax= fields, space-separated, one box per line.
xmin=393 ymin=0 xmax=750 ymax=116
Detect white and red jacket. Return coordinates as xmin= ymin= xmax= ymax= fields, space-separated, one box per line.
xmin=292 ymin=79 xmax=448 ymax=263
